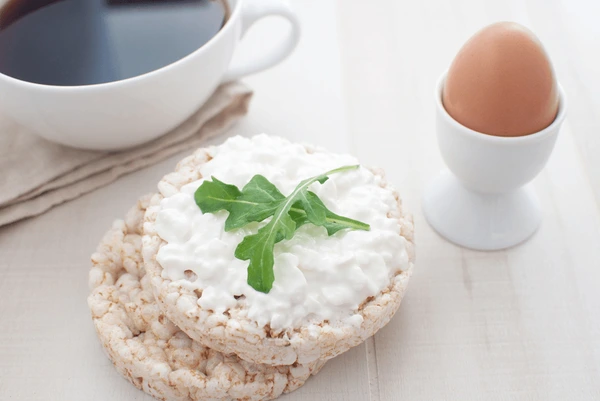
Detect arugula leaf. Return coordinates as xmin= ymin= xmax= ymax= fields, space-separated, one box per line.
xmin=194 ymin=177 xmax=241 ymax=213
xmin=225 ymin=175 xmax=284 ymax=231
xmin=291 ymin=192 xmax=370 ymax=235
xmin=295 ymin=189 xmax=327 ymax=226
xmin=194 ymin=165 xmax=371 ymax=293
xmin=194 ymin=175 xmax=283 ymax=230
xmin=234 ymin=211 xmax=296 ymax=293
xmin=234 ymin=165 xmax=364 ymax=292
xmin=195 ymin=175 xmax=368 ymax=235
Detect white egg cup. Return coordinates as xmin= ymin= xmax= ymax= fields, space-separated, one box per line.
xmin=423 ymin=73 xmax=567 ymax=251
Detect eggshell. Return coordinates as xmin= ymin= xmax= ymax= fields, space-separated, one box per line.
xmin=443 ymin=22 xmax=559 ymax=137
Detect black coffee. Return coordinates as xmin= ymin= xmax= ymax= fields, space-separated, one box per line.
xmin=0 ymin=0 xmax=227 ymax=86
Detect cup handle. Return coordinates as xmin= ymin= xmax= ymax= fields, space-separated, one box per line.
xmin=222 ymin=0 xmax=301 ymax=82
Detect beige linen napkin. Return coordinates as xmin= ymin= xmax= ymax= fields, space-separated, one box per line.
xmin=0 ymin=82 xmax=252 ymax=227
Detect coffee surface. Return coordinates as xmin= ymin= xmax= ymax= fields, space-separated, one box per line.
xmin=0 ymin=0 xmax=226 ymax=86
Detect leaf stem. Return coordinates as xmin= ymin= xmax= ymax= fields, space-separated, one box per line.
xmin=323 ymin=164 xmax=360 ymax=175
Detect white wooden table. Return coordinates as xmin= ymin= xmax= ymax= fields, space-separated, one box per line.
xmin=1 ymin=0 xmax=600 ymax=399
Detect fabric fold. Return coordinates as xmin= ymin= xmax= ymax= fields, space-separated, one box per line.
xmin=0 ymin=82 xmax=253 ymax=227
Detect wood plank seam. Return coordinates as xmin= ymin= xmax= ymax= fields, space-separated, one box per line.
xmin=365 ymin=336 xmax=381 ymax=401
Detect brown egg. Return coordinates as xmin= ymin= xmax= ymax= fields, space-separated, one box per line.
xmin=443 ymin=22 xmax=559 ymax=137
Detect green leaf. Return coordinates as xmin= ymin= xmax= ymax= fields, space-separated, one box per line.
xmin=295 ymin=190 xmax=327 ymax=226
xmin=194 ymin=177 xmax=241 ymax=213
xmin=321 ymin=211 xmax=370 ymax=235
xmin=224 ymin=175 xmax=285 ymax=231
xmin=239 ymin=175 xmax=286 ymax=203
xmin=289 ymin=202 xmax=310 ymax=229
xmin=235 ymin=165 xmax=365 ymax=292
xmin=235 ymin=210 xmax=296 ymax=293
xmin=194 ymin=175 xmax=283 ymax=231
xmin=194 ymin=165 xmax=371 ymax=293
xmin=298 ymin=192 xmax=370 ymax=235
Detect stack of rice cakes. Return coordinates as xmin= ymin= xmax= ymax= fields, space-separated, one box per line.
xmin=88 ymin=136 xmax=415 ymax=401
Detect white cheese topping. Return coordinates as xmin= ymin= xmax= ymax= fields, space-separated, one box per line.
xmin=155 ymin=135 xmax=409 ymax=330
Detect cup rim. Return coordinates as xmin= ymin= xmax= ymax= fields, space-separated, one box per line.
xmin=0 ymin=0 xmax=240 ymax=91
xmin=436 ymin=71 xmax=567 ymax=145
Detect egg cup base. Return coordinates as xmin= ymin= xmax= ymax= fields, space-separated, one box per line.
xmin=423 ymin=170 xmax=541 ymax=251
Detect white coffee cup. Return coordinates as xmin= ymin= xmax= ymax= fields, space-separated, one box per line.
xmin=0 ymin=0 xmax=300 ymax=150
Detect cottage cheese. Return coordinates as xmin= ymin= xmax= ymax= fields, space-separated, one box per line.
xmin=155 ymin=135 xmax=409 ymax=330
